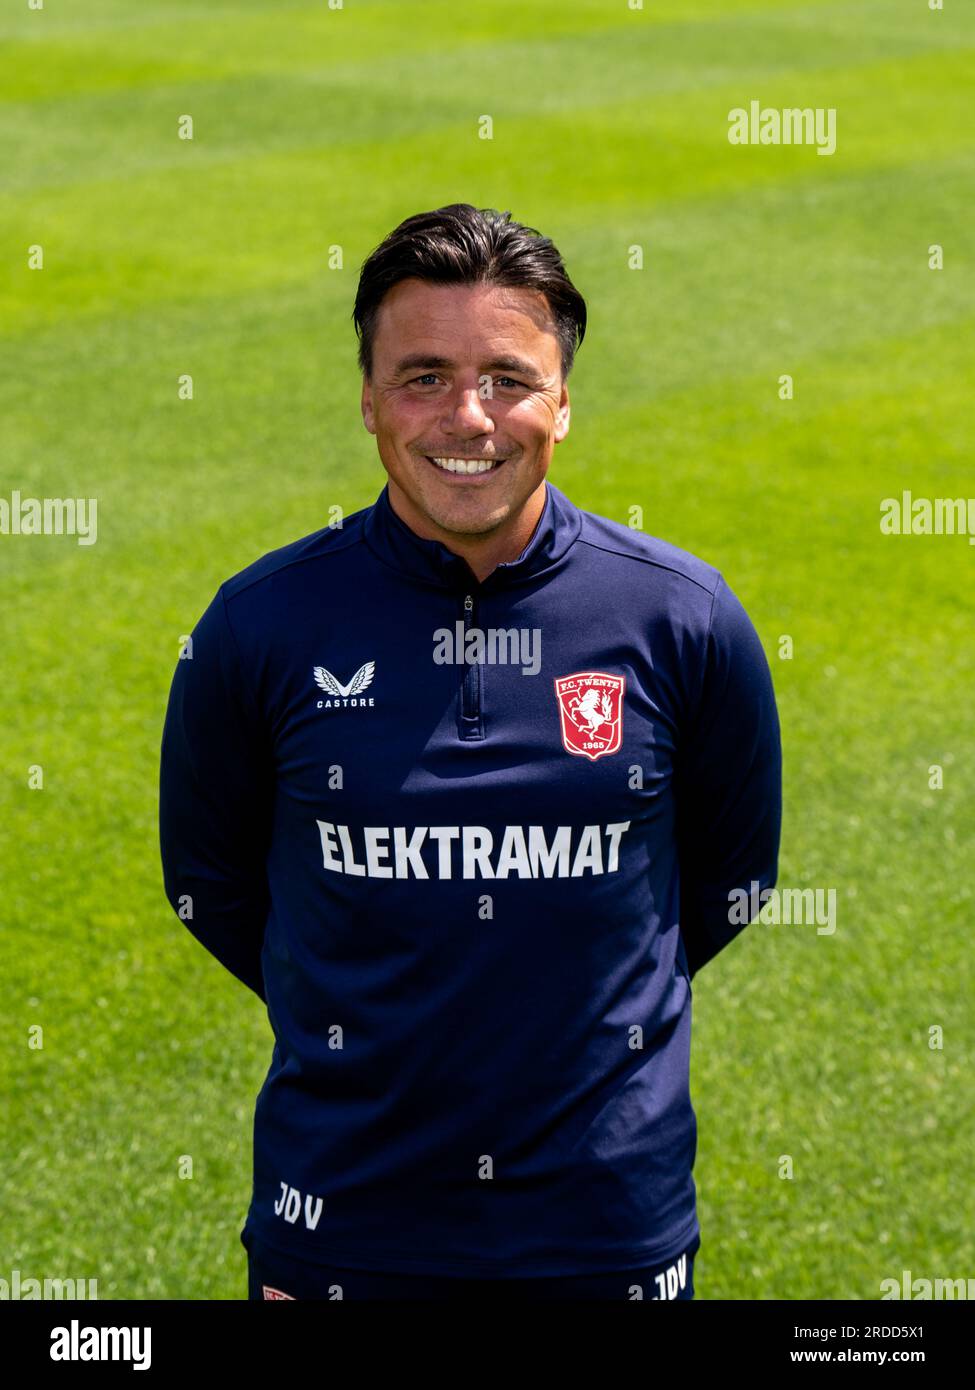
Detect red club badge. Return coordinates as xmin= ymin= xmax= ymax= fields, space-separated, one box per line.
xmin=554 ymin=671 xmax=626 ymax=761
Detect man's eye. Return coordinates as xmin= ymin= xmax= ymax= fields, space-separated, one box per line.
xmin=409 ymin=373 xmax=525 ymax=388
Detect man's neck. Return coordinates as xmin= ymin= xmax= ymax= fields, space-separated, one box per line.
xmin=387 ymin=481 xmax=548 ymax=584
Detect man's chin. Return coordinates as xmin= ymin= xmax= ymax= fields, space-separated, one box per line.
xmin=385 ymin=460 xmax=542 ymax=542
xmin=421 ymin=500 xmax=511 ymax=539
xmin=411 ymin=473 xmax=519 ymax=534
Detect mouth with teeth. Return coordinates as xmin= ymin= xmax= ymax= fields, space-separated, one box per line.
xmin=424 ymin=455 xmax=508 ymax=476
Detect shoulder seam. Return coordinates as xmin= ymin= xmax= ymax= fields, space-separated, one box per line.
xmin=687 ymin=573 xmax=723 ymax=738
xmin=223 ymin=518 xmax=366 ymax=602
xmin=217 ymin=585 xmax=264 ymax=730
xmin=574 ymin=532 xmax=720 ymax=598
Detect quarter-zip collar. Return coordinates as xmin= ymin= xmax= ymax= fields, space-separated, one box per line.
xmin=363 ymin=475 xmax=583 ymax=592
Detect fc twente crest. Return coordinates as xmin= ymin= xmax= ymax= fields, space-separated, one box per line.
xmin=554 ymin=671 xmax=625 ymax=761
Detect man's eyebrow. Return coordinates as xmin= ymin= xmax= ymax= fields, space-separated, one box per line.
xmin=391 ymin=353 xmax=541 ymax=378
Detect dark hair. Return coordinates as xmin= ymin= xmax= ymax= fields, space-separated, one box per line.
xmin=352 ymin=204 xmax=587 ymax=381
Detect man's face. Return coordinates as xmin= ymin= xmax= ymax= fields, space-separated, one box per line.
xmin=361 ymin=278 xmax=570 ymax=541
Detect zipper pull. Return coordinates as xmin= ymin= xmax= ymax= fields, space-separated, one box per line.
xmin=464 ymin=594 xmax=473 ymax=612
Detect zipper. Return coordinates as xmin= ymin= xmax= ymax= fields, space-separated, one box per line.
xmin=459 ymin=591 xmax=483 ymax=740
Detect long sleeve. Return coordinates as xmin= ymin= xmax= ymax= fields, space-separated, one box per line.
xmin=159 ymin=584 xmax=274 ymax=1001
xmin=674 ymin=574 xmax=782 ymax=979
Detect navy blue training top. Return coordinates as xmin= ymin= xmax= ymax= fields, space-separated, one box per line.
xmin=158 ymin=478 xmax=782 ymax=1277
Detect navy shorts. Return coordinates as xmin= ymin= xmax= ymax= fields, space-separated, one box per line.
xmin=243 ymin=1229 xmax=699 ymax=1301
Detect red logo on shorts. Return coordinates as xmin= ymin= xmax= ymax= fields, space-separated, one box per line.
xmin=554 ymin=671 xmax=626 ymax=761
xmin=262 ymin=1285 xmax=295 ymax=1300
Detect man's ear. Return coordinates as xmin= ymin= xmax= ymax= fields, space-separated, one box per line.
xmin=361 ymin=375 xmax=375 ymax=434
xmin=553 ymin=382 xmax=570 ymax=443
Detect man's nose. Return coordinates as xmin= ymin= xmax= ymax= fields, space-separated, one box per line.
xmin=441 ymin=384 xmax=494 ymax=432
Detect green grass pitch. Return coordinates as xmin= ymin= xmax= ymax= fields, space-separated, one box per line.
xmin=1 ymin=0 xmax=972 ymax=1299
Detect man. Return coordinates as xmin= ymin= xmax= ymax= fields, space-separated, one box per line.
xmin=159 ymin=203 xmax=782 ymax=1302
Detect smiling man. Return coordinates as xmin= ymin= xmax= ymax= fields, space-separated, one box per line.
xmin=159 ymin=203 xmax=782 ymax=1302
xmin=360 ymin=273 xmax=566 ymax=581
